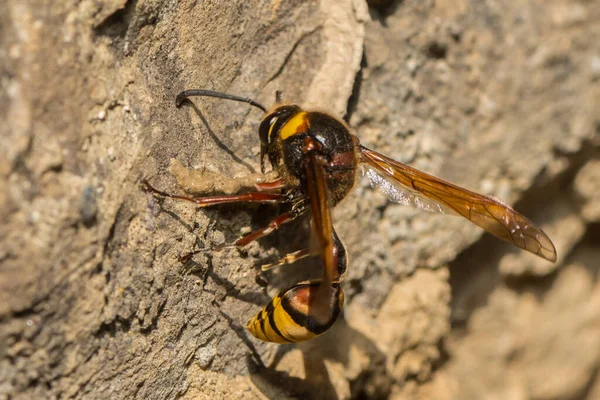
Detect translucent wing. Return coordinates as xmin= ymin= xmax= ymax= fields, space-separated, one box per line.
xmin=360 ymin=145 xmax=557 ymax=262
xmin=364 ymin=165 xmax=460 ymax=215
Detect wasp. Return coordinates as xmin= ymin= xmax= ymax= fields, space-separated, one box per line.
xmin=143 ymin=89 xmax=557 ymax=344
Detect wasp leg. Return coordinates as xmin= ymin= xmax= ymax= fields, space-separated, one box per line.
xmin=142 ymin=179 xmax=289 ymax=207
xmin=179 ymin=210 xmax=302 ymax=258
xmin=178 ymin=207 xmax=306 ymax=264
xmin=143 ymin=179 xmax=294 ymax=264
xmin=260 ymin=249 xmax=313 ymax=271
xmin=234 ymin=210 xmax=303 ymax=247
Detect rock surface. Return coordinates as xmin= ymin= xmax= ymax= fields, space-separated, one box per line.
xmin=1 ymin=0 xmax=599 ymax=399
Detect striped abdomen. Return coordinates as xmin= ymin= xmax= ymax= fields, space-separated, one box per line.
xmin=247 ymin=281 xmax=344 ymax=344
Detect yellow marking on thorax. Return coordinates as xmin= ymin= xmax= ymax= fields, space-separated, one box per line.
xmin=280 ymin=112 xmax=309 ymax=140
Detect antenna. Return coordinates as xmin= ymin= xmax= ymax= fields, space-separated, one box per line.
xmin=175 ymin=89 xmax=267 ymax=112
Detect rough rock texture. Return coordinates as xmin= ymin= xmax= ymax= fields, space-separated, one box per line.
xmin=1 ymin=0 xmax=599 ymax=399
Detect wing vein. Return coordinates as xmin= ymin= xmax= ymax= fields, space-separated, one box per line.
xmin=359 ymin=145 xmax=557 ymax=262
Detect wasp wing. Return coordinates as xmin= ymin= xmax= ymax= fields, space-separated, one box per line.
xmin=304 ymin=147 xmax=349 ymax=285
xmin=360 ymin=145 xmax=557 ymax=262
xmin=305 ymin=150 xmax=335 ymax=284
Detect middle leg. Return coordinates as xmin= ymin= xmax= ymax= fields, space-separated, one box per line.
xmin=180 ymin=204 xmax=308 ymax=263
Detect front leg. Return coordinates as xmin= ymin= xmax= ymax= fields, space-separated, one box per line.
xmin=142 ymin=179 xmax=289 ymax=207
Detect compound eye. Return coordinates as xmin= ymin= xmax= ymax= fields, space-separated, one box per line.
xmin=258 ymin=114 xmax=279 ymax=145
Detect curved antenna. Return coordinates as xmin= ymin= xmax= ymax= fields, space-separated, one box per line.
xmin=175 ymin=89 xmax=267 ymax=112
xmin=275 ymin=90 xmax=283 ymax=104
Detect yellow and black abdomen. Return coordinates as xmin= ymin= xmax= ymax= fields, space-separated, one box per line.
xmin=247 ymin=230 xmax=348 ymax=343
xmin=247 ymin=281 xmax=344 ymax=343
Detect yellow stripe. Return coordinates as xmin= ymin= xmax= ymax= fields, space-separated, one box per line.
xmin=260 ymin=310 xmax=282 ymax=343
xmin=246 ymin=292 xmax=320 ymax=343
xmin=273 ymin=305 xmax=317 ymax=342
xmin=267 ymin=117 xmax=278 ymax=141
xmin=247 ymin=296 xmax=290 ymax=344
xmin=279 ymin=112 xmax=309 ymax=140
